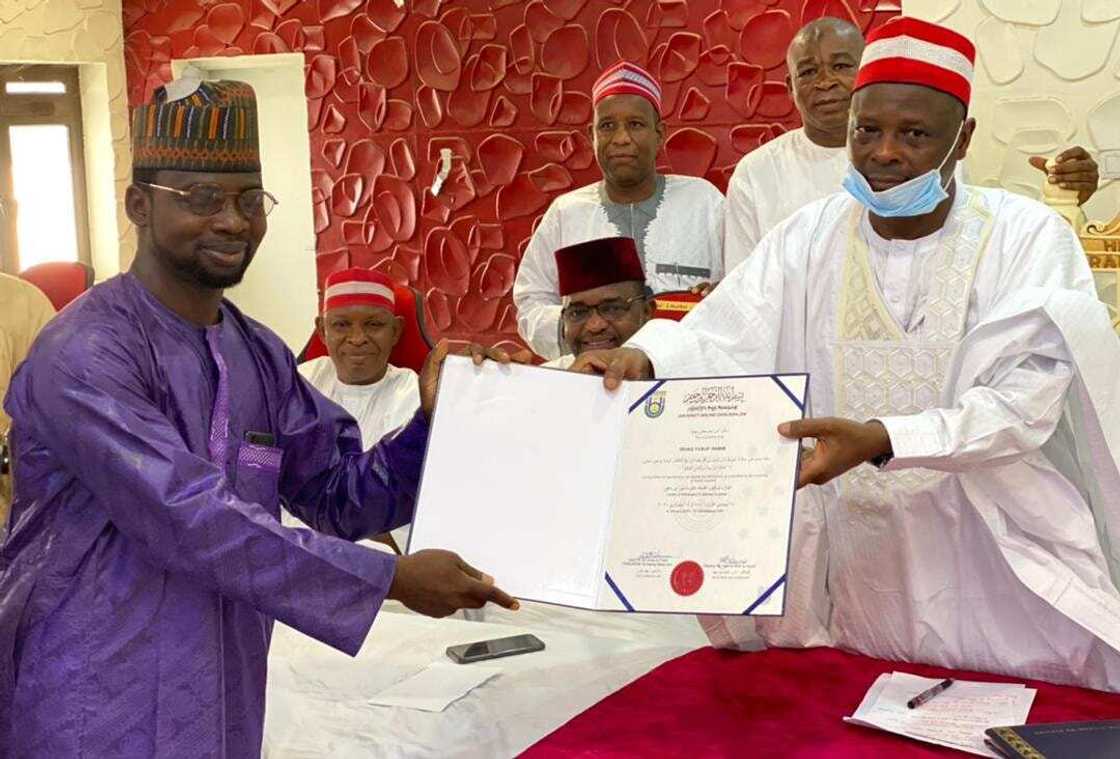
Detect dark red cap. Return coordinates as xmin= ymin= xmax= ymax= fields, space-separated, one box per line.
xmin=555 ymin=237 xmax=645 ymax=296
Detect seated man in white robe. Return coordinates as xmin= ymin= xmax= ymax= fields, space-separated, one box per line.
xmin=544 ymin=237 xmax=652 ymax=371
xmin=514 ymin=61 xmax=725 ymax=361
xmin=575 ymin=17 xmax=1120 ymax=691
xmin=297 ymin=268 xmax=419 ymax=551
xmin=723 ymin=16 xmax=1101 ymax=273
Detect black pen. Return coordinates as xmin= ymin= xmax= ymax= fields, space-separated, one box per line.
xmin=907 ymin=678 xmax=954 ymax=709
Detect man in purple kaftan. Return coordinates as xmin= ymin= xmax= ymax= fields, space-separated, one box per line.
xmin=0 ymin=79 xmax=516 ymax=757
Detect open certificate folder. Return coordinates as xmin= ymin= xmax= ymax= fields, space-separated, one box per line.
xmin=408 ymin=356 xmax=808 ymax=615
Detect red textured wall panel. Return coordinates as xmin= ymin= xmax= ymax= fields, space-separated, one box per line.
xmin=123 ymin=0 xmax=899 ymax=349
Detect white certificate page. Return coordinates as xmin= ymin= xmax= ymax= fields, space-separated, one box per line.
xmin=408 ymin=358 xmax=627 ymax=610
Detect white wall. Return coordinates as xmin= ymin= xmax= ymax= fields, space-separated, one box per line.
xmin=172 ymin=55 xmax=319 ymax=352
xmin=904 ymin=0 xmax=1120 ymax=224
xmin=79 ymin=61 xmax=124 ymax=279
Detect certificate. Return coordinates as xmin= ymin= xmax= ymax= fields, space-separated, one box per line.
xmin=408 ymin=356 xmax=807 ymax=615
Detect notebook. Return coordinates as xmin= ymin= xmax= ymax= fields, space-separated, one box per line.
xmin=985 ymin=720 xmax=1120 ymax=758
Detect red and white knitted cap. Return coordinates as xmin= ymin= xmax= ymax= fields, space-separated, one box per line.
xmin=592 ymin=61 xmax=662 ymax=114
xmin=322 ymin=268 xmax=395 ymax=314
xmin=854 ymin=17 xmax=976 ymax=107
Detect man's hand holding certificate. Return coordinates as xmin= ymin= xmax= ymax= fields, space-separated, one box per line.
xmin=409 ymin=357 xmax=807 ymax=615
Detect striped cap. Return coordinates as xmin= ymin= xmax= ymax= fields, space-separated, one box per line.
xmin=854 ymin=17 xmax=975 ymax=106
xmin=592 ymin=62 xmax=662 ymax=115
xmin=323 ymin=268 xmax=396 ymax=314
xmin=132 ymin=79 xmax=261 ymax=173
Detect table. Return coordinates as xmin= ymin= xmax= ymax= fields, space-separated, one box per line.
xmin=523 ymin=646 xmax=1120 ymax=758
xmin=262 ymin=602 xmax=704 ymax=758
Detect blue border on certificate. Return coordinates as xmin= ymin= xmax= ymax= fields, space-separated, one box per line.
xmin=628 ymin=379 xmax=667 ymax=415
xmin=604 ymin=572 xmax=635 ymax=611
xmin=743 ymin=575 xmax=787 ymax=615
xmin=771 ymin=376 xmax=805 ymax=412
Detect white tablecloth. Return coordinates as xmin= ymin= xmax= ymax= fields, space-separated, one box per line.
xmin=263 ymin=600 xmax=705 ymax=758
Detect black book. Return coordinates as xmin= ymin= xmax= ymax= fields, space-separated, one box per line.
xmin=985 ymin=720 xmax=1120 ymax=758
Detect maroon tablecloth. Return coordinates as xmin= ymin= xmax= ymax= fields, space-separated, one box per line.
xmin=522 ymin=646 xmax=1120 ymax=758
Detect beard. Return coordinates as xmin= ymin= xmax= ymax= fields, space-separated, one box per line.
xmin=152 ymin=240 xmax=256 ymax=290
xmin=147 ymin=202 xmax=258 ymax=290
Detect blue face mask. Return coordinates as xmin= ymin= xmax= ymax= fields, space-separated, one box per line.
xmin=842 ymin=120 xmax=964 ymax=218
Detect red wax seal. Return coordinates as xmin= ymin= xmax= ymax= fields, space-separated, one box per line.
xmin=670 ymin=561 xmax=704 ymax=596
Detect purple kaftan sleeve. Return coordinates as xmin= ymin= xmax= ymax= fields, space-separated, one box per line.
xmin=277 ymin=367 xmax=429 ymax=542
xmin=24 ymin=327 xmax=404 ymax=656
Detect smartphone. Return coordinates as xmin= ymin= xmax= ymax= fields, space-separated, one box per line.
xmin=445 ymin=633 xmax=545 ymax=664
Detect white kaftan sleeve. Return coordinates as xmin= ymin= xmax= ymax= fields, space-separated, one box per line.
xmin=880 ymin=205 xmax=1096 ymax=473
xmin=627 ymin=226 xmax=793 ymax=377
xmin=879 ymin=356 xmax=1074 ymax=472
xmin=513 ymin=206 xmax=565 ymax=359
xmin=723 ymin=160 xmax=761 ymax=276
xmin=707 ymin=189 xmax=727 ymax=283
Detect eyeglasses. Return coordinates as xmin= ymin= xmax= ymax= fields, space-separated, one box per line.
xmin=140 ymin=182 xmax=278 ymax=219
xmin=561 ymin=295 xmax=645 ymax=325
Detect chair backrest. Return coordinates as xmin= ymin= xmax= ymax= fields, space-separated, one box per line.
xmin=298 ymin=284 xmax=434 ymax=373
xmin=651 ymin=290 xmax=702 ymax=321
xmin=19 ymin=261 xmax=94 ymax=312
xmin=1079 ymin=210 xmax=1120 ymax=335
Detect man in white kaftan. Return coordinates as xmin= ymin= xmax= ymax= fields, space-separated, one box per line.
xmin=514 ymin=61 xmax=724 ymax=360
xmin=577 ymin=17 xmax=1120 ymax=691
xmin=299 ymin=356 xmax=417 ymax=549
xmin=299 ymin=359 xmax=418 ymax=448
xmin=293 ymin=268 xmax=419 ymax=550
xmin=723 ymin=18 xmax=1100 ymax=274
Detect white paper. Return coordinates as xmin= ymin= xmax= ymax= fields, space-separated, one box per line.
xmin=430 ymin=148 xmax=453 ymax=197
xmin=409 ymin=357 xmax=806 ymax=614
xmin=410 ymin=358 xmax=625 ymax=608
xmin=162 ymin=65 xmax=203 ymax=101
xmin=369 ymin=660 xmax=500 ymax=712
xmin=845 ymin=671 xmax=1036 ymax=757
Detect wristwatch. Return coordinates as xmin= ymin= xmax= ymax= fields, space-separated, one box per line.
xmin=870 ymin=450 xmax=894 ymax=469
xmin=867 ymin=419 xmax=894 ymax=469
